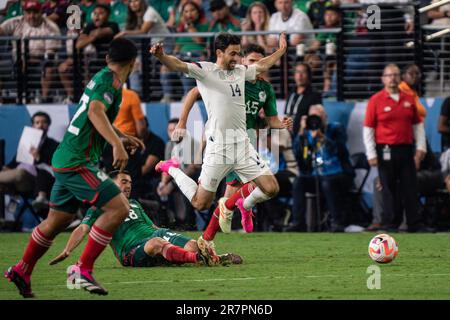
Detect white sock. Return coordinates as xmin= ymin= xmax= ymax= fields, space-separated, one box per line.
xmin=243 ymin=187 xmax=271 ymax=210
xmin=168 ymin=167 xmax=198 ymax=202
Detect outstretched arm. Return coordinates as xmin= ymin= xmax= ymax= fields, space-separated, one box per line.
xmin=255 ymin=32 xmax=287 ymax=75
xmin=149 ymin=42 xmax=189 ymax=74
xmin=49 ymin=225 xmax=90 ymax=265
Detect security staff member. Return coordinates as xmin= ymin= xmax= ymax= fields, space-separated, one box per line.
xmin=363 ymin=64 xmax=427 ymax=232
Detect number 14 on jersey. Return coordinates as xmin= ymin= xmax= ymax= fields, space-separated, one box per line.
xmin=230 ymin=84 xmax=242 ymax=97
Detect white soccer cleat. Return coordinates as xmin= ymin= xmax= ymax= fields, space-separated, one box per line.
xmin=197 ymin=236 xmax=219 ymax=266
xmin=218 ymin=197 xmax=234 ymax=233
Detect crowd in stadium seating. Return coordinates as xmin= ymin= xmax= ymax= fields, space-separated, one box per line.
xmin=2 ymin=0 xmax=449 ymax=102
xmin=0 ymin=0 xmax=449 ymax=232
xmin=0 ymin=0 xmax=350 ymax=102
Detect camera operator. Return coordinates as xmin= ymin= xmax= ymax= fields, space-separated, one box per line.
xmin=285 ymin=104 xmax=354 ymax=232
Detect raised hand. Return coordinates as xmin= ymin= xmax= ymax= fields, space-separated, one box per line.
xmin=122 ymin=134 xmax=145 ymax=155
xmin=149 ymin=42 xmax=165 ymax=59
xmin=171 ymin=126 xmax=187 ymax=142
xmin=278 ymin=32 xmax=287 ymax=52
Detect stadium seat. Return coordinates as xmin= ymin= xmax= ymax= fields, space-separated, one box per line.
xmin=12 ymin=192 xmax=43 ymax=232
xmin=305 ymin=191 xmax=329 ymax=232
xmin=346 ymin=152 xmax=372 ymax=226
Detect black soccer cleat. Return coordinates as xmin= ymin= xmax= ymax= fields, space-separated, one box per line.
xmin=67 ymin=265 xmax=108 ymax=296
xmin=4 ymin=266 xmax=35 ymax=298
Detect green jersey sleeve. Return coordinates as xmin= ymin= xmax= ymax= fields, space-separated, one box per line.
xmin=81 ymin=208 xmax=102 ymax=228
xmin=89 ymin=84 xmax=118 ymax=111
xmin=263 ymin=81 xmax=278 ymax=117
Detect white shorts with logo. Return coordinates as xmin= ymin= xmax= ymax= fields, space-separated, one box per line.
xmin=198 ymin=137 xmax=272 ymax=192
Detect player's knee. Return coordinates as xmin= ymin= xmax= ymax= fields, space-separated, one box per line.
xmin=117 ymin=201 xmax=130 ymax=220
xmin=122 ymin=201 xmax=131 ymax=213
xmin=264 ymin=179 xmax=280 ymax=198
xmin=145 ymin=238 xmax=165 ymax=256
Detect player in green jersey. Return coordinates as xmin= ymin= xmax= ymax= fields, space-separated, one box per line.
xmin=166 ymin=44 xmax=293 ymax=253
xmin=5 ymin=38 xmax=145 ymax=298
xmin=48 ymin=171 xmax=243 ymax=268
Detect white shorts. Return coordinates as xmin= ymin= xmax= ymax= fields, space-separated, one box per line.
xmin=198 ymin=138 xmax=272 ymax=192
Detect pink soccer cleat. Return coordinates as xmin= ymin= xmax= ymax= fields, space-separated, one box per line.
xmin=155 ymin=158 xmax=180 ymax=175
xmin=4 ymin=266 xmax=34 ymax=298
xmin=67 ymin=265 xmax=108 ymax=295
xmin=236 ymin=198 xmax=254 ymax=233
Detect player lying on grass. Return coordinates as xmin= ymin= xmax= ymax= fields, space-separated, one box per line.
xmin=151 ymin=32 xmax=287 ymax=257
xmin=5 ymin=38 xmax=145 ymax=298
xmin=168 ymin=44 xmax=293 ymax=245
xmin=49 ymin=170 xmax=243 ymax=268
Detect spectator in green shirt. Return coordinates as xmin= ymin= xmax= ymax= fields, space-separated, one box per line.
xmin=109 ymin=0 xmax=128 ymax=30
xmin=208 ymin=0 xmax=241 ymax=33
xmin=293 ymin=0 xmax=311 ymax=14
xmin=3 ymin=0 xmax=23 ymax=21
xmin=80 ymin=0 xmax=96 ymax=27
xmin=308 ymin=5 xmax=341 ymax=94
xmin=309 ymin=6 xmax=340 ymax=52
xmin=161 ymin=0 xmax=208 ymax=102
xmin=148 ymin=0 xmax=174 ymax=23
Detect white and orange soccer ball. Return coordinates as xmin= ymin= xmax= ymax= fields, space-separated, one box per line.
xmin=368 ymin=234 xmax=398 ymax=264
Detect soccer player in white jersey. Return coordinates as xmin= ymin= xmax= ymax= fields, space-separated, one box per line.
xmin=149 ymin=32 xmax=287 ymax=253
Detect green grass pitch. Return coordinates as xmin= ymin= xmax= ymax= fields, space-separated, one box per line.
xmin=1 ymin=232 xmax=450 ymax=300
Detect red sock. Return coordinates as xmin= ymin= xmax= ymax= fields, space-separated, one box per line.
xmin=16 ymin=227 xmax=53 ymax=276
xmin=161 ymin=243 xmax=197 ymax=264
xmin=225 ymin=183 xmax=255 ymax=210
xmin=77 ymin=225 xmax=112 ymax=271
xmin=202 ymin=207 xmax=220 ymax=241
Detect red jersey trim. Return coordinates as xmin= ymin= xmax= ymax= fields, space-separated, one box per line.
xmin=82 ymin=192 xmax=100 ymax=206
xmin=52 ymin=165 xmax=82 ymax=172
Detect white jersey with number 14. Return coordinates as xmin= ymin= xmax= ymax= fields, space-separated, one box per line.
xmin=187 ymin=61 xmax=257 ymax=144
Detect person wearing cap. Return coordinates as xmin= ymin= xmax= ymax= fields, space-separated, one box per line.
xmin=58 ymin=3 xmax=120 ymax=102
xmin=307 ymin=0 xmax=334 ymax=29
xmin=208 ymin=0 xmax=241 ymax=33
xmin=0 ymin=0 xmax=61 ymax=102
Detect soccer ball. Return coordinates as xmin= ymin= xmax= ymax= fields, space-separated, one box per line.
xmin=368 ymin=234 xmax=398 ymax=264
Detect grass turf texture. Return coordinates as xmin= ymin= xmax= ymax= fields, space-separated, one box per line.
xmin=1 ymin=232 xmax=450 ymax=300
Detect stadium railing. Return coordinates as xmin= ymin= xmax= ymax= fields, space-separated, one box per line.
xmin=1 ymin=2 xmax=448 ymax=104
xmin=340 ymin=2 xmax=420 ymax=100
xmin=422 ymin=24 xmax=450 ymax=97
xmin=0 ymin=30 xmax=340 ymax=103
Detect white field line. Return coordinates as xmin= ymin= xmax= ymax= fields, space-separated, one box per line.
xmin=49 ymin=273 xmax=450 ymax=287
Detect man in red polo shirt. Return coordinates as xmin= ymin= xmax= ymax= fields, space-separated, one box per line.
xmin=363 ymin=63 xmax=427 ymax=232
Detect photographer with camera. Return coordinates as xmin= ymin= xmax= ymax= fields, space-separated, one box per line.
xmin=285 ymin=104 xmax=354 ymax=232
